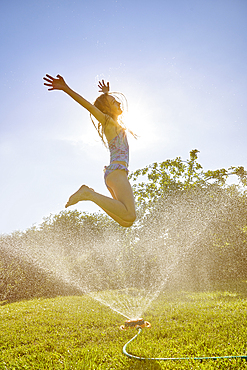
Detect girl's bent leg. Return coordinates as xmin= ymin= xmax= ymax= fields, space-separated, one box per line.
xmin=104 ymin=170 xmax=136 ymax=223
xmin=65 ymin=171 xmax=136 ymax=227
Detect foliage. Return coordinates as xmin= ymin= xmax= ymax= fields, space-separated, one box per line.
xmin=1 ymin=149 xmax=247 ymax=302
xmin=129 ymin=149 xmax=247 ymax=212
xmin=0 ymin=211 xmax=128 ymax=302
xmin=127 ymin=150 xmax=247 ymax=286
xmin=133 ymin=185 xmax=247 ymax=288
xmin=0 ymin=235 xmax=81 ymax=302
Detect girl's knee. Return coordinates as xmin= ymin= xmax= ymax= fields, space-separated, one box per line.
xmin=122 ymin=221 xmax=134 ymax=227
xmin=131 ymin=212 xmax=136 ymax=223
xmin=122 ymin=219 xmax=134 ymax=227
xmin=120 ymin=211 xmax=136 ymax=227
xmin=126 ymin=211 xmax=136 ymax=224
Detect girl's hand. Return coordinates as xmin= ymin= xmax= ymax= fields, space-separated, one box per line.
xmin=43 ymin=74 xmax=68 ymax=91
xmin=98 ymin=80 xmax=110 ymax=94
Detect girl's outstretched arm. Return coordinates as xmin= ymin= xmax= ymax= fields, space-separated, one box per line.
xmin=43 ymin=74 xmax=106 ymax=125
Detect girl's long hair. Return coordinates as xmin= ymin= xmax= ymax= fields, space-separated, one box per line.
xmin=90 ymin=92 xmax=137 ymax=147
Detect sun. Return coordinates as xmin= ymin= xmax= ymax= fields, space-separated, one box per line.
xmin=123 ymin=96 xmax=158 ymax=151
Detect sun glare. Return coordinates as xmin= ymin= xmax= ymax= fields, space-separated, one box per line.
xmin=124 ymin=98 xmax=158 ymax=151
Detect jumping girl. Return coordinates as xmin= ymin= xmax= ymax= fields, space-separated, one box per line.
xmin=43 ymin=74 xmax=136 ymax=227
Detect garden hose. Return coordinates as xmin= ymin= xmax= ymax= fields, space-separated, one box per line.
xmin=122 ymin=327 xmax=247 ymax=362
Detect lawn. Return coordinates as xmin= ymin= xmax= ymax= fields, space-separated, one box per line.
xmin=0 ymin=285 xmax=247 ymax=369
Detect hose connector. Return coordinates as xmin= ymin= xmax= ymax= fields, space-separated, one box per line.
xmin=120 ymin=318 xmax=151 ymax=330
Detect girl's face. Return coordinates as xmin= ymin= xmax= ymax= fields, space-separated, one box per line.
xmin=107 ymin=95 xmax=123 ymax=116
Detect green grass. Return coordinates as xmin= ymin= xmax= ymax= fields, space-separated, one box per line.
xmin=0 ymin=287 xmax=247 ymax=369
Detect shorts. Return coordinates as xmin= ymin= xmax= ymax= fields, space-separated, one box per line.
xmin=104 ymin=163 xmax=129 ymax=186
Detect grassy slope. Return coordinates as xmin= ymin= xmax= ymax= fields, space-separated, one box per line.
xmin=0 ymin=288 xmax=247 ymax=370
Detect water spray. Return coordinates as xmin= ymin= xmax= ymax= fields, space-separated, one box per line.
xmin=122 ymin=326 xmax=247 ymax=363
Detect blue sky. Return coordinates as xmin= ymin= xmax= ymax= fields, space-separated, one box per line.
xmin=1 ymin=0 xmax=247 ymax=234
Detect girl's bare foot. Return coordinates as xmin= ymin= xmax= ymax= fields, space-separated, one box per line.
xmin=65 ymin=185 xmax=94 ymax=208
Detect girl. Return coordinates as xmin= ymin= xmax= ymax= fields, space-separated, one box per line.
xmin=43 ymin=74 xmax=136 ymax=227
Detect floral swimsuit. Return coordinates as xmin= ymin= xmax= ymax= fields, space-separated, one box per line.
xmin=104 ymin=129 xmax=129 ymax=185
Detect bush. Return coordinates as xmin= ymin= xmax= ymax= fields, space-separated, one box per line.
xmin=1 ymin=150 xmax=247 ymax=302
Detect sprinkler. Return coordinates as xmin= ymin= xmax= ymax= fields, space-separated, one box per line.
xmin=120 ymin=318 xmax=151 ymax=330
